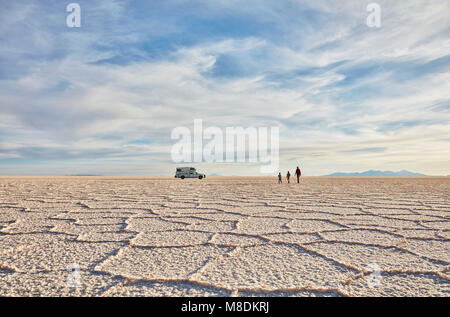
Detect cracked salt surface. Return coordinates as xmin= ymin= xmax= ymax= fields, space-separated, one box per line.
xmin=0 ymin=176 xmax=448 ymax=296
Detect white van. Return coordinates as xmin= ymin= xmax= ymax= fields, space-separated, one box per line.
xmin=175 ymin=167 xmax=206 ymax=179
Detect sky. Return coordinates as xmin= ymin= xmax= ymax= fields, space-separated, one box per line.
xmin=0 ymin=0 xmax=449 ymax=176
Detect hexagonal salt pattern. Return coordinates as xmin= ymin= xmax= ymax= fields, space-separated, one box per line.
xmin=0 ymin=176 xmax=448 ymax=296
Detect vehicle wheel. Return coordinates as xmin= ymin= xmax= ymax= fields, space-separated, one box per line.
xmin=181 ymin=176 xmax=185 ymax=179
xmin=198 ymin=175 xmax=203 ymax=179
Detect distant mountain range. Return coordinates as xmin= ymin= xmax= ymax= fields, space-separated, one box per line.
xmin=325 ymin=170 xmax=427 ymax=177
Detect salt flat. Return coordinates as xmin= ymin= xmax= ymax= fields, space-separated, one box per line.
xmin=0 ymin=176 xmax=448 ymax=297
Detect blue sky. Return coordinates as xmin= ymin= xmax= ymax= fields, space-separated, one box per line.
xmin=0 ymin=0 xmax=449 ymax=175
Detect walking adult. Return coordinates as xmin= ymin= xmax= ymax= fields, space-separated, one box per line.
xmin=295 ymin=166 xmax=301 ymax=183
